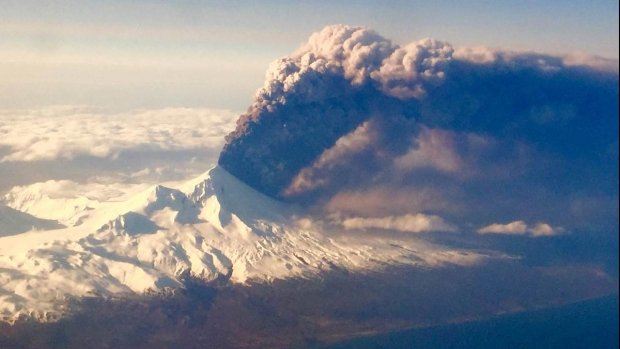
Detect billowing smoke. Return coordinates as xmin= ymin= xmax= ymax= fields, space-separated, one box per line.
xmin=219 ymin=25 xmax=618 ymax=232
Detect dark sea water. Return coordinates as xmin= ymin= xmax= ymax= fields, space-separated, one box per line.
xmin=325 ymin=295 xmax=619 ymax=349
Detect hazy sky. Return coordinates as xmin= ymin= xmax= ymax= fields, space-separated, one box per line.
xmin=1 ymin=0 xmax=618 ymax=110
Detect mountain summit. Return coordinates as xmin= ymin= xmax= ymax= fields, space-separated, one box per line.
xmin=0 ymin=166 xmax=481 ymax=323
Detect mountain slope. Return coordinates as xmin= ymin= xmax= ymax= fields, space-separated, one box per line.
xmin=0 ymin=205 xmax=64 ymax=237
xmin=0 ymin=167 xmax=486 ymax=323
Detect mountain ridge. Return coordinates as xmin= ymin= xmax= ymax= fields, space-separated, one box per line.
xmin=0 ymin=166 xmax=484 ymax=323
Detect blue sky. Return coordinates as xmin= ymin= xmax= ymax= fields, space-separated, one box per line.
xmin=1 ymin=0 xmax=618 ymax=110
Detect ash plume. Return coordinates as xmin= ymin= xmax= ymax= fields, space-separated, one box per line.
xmin=219 ymin=24 xmax=618 ymax=232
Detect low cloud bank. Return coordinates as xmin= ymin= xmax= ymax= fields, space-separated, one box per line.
xmin=0 ymin=106 xmax=237 ymax=162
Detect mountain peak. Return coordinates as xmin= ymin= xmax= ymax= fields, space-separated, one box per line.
xmin=0 ymin=168 xmax=488 ymax=323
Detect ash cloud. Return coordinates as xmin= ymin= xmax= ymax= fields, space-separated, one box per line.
xmin=219 ymin=24 xmax=618 ymax=233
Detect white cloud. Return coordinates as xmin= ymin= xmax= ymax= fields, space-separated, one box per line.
xmin=477 ymin=220 xmax=528 ymax=234
xmin=341 ymin=213 xmax=457 ymax=233
xmin=0 ymin=106 xmax=238 ymax=162
xmin=528 ymin=222 xmax=558 ymax=237
xmin=477 ymin=220 xmax=562 ymax=237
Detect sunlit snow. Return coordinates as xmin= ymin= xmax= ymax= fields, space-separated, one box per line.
xmin=0 ymin=167 xmax=489 ymax=323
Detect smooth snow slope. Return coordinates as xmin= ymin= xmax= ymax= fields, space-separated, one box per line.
xmin=0 ymin=167 xmax=486 ymax=323
xmin=0 ymin=205 xmax=64 ymax=237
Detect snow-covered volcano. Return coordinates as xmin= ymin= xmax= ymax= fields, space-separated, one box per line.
xmin=0 ymin=167 xmax=486 ymax=323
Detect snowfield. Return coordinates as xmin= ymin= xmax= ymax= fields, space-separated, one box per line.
xmin=0 ymin=167 xmax=489 ymax=323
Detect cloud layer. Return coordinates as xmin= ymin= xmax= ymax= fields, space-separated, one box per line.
xmin=219 ymin=25 xmax=618 ymax=233
xmin=0 ymin=106 xmax=237 ymax=162
xmin=0 ymin=106 xmax=238 ymax=193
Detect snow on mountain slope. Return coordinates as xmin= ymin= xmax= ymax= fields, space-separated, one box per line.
xmin=2 ymin=180 xmax=148 ymax=227
xmin=0 ymin=167 xmax=489 ymax=323
xmin=0 ymin=205 xmax=64 ymax=237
